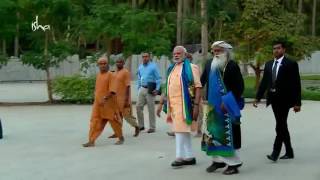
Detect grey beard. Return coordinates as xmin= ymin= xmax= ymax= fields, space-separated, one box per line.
xmin=211 ymin=56 xmax=227 ymax=70
xmin=173 ymin=57 xmax=184 ymax=63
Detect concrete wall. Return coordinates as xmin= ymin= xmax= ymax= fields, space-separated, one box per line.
xmin=298 ymin=51 xmax=320 ymax=74
xmin=0 ymin=51 xmax=319 ymax=82
xmin=0 ymin=55 xmax=81 ymax=81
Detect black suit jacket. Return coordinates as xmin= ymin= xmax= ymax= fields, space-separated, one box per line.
xmin=256 ymin=57 xmax=301 ymax=107
xmin=201 ymin=60 xmax=244 ymax=100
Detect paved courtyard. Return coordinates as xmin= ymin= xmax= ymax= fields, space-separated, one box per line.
xmin=0 ymin=101 xmax=320 ymax=180
xmin=0 ymin=82 xmax=319 ymax=180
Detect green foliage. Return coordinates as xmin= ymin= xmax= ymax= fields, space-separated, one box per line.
xmin=243 ymin=76 xmax=320 ymax=101
xmin=0 ymin=0 xmax=17 ymax=39
xmin=302 ymin=89 xmax=320 ymax=101
xmin=21 ymin=40 xmax=75 ymax=70
xmin=78 ymin=1 xmax=175 ymax=57
xmin=235 ymin=0 xmax=320 ymax=63
xmin=243 ymin=76 xmax=256 ymax=98
xmin=301 ymin=75 xmax=320 ymax=81
xmin=52 ymin=75 xmax=96 ymax=103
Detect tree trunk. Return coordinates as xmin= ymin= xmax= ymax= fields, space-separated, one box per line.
xmin=45 ymin=66 xmax=53 ymax=103
xmin=106 ymin=37 xmax=112 ymax=58
xmin=14 ymin=11 xmax=20 ymax=57
xmin=44 ymin=32 xmax=53 ymax=103
xmin=2 ymin=39 xmax=6 ymax=55
xmin=298 ymin=0 xmax=303 ymax=14
xmin=96 ymin=37 xmax=100 ymax=51
xmin=193 ymin=0 xmax=197 ymax=15
xmin=254 ymin=68 xmax=261 ymax=90
xmin=295 ymin=0 xmax=303 ymax=34
xmin=52 ymin=28 xmax=57 ymax=44
xmin=176 ymin=0 xmax=183 ymax=45
xmin=218 ymin=21 xmax=223 ymax=39
xmin=181 ymin=0 xmax=190 ymax=44
xmin=250 ymin=62 xmax=261 ymax=90
xmin=312 ymin=0 xmax=317 ymax=36
xmin=66 ymin=16 xmax=71 ymax=41
xmin=201 ymin=0 xmax=208 ymax=61
xmin=132 ymin=0 xmax=137 ymax=8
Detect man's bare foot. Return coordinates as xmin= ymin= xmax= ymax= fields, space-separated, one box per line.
xmin=82 ymin=142 xmax=95 ymax=147
xmin=115 ymin=137 xmax=124 ymax=145
xmin=133 ymin=126 xmax=140 ymax=137
xmin=108 ymin=134 xmax=117 ymax=138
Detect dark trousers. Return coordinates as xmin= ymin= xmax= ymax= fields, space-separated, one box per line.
xmin=232 ymin=123 xmax=241 ymax=149
xmin=0 ymin=119 xmax=3 ymax=139
xmin=271 ymin=103 xmax=293 ymax=156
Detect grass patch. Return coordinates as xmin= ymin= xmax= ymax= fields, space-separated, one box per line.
xmin=301 ymin=75 xmax=320 ymax=80
xmin=244 ymin=76 xmax=320 ymax=101
xmin=243 ymin=77 xmax=257 ymax=98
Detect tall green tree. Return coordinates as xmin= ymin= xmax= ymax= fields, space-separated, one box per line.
xmin=236 ymin=0 xmax=319 ymax=89
xmin=201 ymin=0 xmax=208 ymax=60
xmin=21 ymin=0 xmax=75 ymax=103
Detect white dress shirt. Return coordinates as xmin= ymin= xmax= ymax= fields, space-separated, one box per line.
xmin=272 ymin=55 xmax=284 ymax=78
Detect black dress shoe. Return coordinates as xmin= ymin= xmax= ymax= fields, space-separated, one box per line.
xmin=206 ymin=162 xmax=226 ymax=173
xmin=183 ymin=158 xmax=196 ymax=165
xmin=147 ymin=129 xmax=155 ymax=133
xmin=267 ymin=154 xmax=278 ymax=162
xmin=279 ymin=154 xmax=294 ymax=159
xmin=171 ymin=160 xmax=185 ymax=167
xmin=223 ymin=166 xmax=239 ymax=175
xmin=139 ymin=127 xmax=145 ymax=131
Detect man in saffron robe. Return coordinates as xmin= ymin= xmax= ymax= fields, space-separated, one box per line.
xmin=108 ymin=57 xmax=140 ymax=138
xmin=82 ymin=57 xmax=124 ymax=147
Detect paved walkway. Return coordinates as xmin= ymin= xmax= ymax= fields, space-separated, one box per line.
xmin=0 ymin=101 xmax=320 ymax=180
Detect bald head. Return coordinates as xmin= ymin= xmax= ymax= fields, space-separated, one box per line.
xmin=98 ymin=57 xmax=108 ymax=63
xmin=97 ymin=57 xmax=109 ymax=73
xmin=116 ymin=57 xmax=125 ymax=70
xmin=173 ymin=46 xmax=186 ymax=63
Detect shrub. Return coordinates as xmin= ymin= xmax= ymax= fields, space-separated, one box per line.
xmin=52 ymin=75 xmax=96 ymax=103
xmin=243 ymin=76 xmax=320 ymax=101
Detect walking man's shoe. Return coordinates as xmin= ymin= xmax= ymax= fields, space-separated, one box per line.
xmin=133 ymin=126 xmax=140 ymax=137
xmin=147 ymin=129 xmax=155 ymax=133
xmin=82 ymin=141 xmax=95 ymax=147
xmin=206 ymin=162 xmax=226 ymax=173
xmin=267 ymin=154 xmax=279 ymax=162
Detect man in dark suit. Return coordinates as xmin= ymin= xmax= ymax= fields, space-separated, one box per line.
xmin=201 ymin=41 xmax=244 ymax=175
xmin=253 ymin=41 xmax=301 ymax=162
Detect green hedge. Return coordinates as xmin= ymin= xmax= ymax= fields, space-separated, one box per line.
xmin=301 ymin=75 xmax=320 ymax=80
xmin=243 ymin=76 xmax=320 ymax=101
xmin=52 ymin=75 xmax=96 ymax=103
xmin=52 ymin=75 xmax=320 ymax=104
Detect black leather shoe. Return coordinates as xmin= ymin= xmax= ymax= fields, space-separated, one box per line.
xmin=171 ymin=160 xmax=185 ymax=167
xmin=147 ymin=129 xmax=155 ymax=133
xmin=279 ymin=154 xmax=294 ymax=159
xmin=183 ymin=158 xmax=196 ymax=165
xmin=206 ymin=162 xmax=226 ymax=173
xmin=223 ymin=166 xmax=239 ymax=175
xmin=139 ymin=127 xmax=145 ymax=131
xmin=267 ymin=154 xmax=278 ymax=162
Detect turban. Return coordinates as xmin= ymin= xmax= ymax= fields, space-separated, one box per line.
xmin=211 ymin=41 xmax=233 ymax=49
